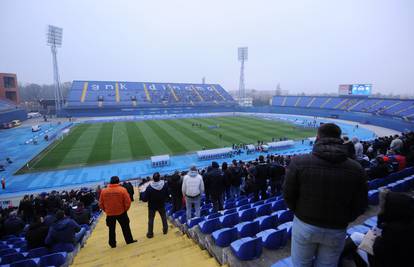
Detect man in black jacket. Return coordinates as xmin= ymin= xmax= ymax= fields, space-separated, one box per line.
xmin=168 ymin=171 xmax=183 ymax=213
xmin=283 ymin=123 xmax=368 ymax=267
xmin=269 ymin=157 xmax=285 ymax=196
xmin=142 ymin=172 xmax=169 ymax=238
xmin=254 ymin=155 xmax=269 ymax=201
xmin=122 ymin=181 xmax=135 ymax=202
xmin=205 ymin=162 xmax=225 ymax=212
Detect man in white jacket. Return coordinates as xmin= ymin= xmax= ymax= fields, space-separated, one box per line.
xmin=182 ymin=165 xmax=205 ymax=220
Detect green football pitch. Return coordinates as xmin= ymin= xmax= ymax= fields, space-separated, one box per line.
xmin=20 ymin=116 xmax=316 ymax=172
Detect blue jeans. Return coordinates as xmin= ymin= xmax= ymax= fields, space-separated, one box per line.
xmin=291 ymin=216 xmax=346 ymax=267
xmin=185 ymin=196 xmax=201 ymax=220
xmin=230 ymin=186 xmax=240 ymax=199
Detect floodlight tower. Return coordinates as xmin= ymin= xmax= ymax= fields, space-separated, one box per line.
xmin=47 ymin=25 xmax=64 ymax=114
xmin=238 ymin=47 xmax=248 ymax=101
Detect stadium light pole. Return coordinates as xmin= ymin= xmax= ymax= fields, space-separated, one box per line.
xmin=47 ymin=25 xmax=64 ymax=115
xmin=238 ymin=47 xmax=248 ymax=103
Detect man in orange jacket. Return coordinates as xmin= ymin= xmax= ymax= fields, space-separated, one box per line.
xmin=99 ymin=176 xmax=137 ymax=248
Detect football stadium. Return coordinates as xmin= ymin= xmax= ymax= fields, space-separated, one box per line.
xmin=1 ymin=1 xmax=414 ymax=267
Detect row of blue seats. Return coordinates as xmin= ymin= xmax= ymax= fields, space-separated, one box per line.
xmin=368 ymin=175 xmax=414 ymax=205
xmin=0 ymin=251 xmax=67 ymax=267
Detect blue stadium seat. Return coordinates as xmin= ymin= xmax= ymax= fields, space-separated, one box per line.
xmin=271 ymin=256 xmax=294 ymax=267
xmin=256 ymin=203 xmax=272 ymax=216
xmin=172 ymin=210 xmax=186 ymax=219
xmin=219 ymin=212 xmax=239 ymax=228
xmin=200 ymin=207 xmax=211 ymax=217
xmin=254 ymin=214 xmax=278 ymax=231
xmin=264 ymin=196 xmax=278 ymax=203
xmin=252 ymin=200 xmax=265 ymax=207
xmin=0 ymin=252 xmax=25 ymax=264
xmin=224 ymin=201 xmax=236 ymax=210
xmin=27 ymin=247 xmax=50 ymax=258
xmin=178 ymin=214 xmax=187 ymax=224
xmin=238 ymin=208 xmax=257 ymax=222
xmin=10 ymin=259 xmax=38 ymax=267
xmin=347 ymin=225 xmax=370 ymax=236
xmin=273 ymin=210 xmax=293 ymax=224
xmin=224 ymin=208 xmax=238 ymax=215
xmin=52 ymin=243 xmax=75 ymax=253
xmin=272 ymin=200 xmax=287 ymax=212
xmin=363 ymin=216 xmax=377 ymax=228
xmin=236 ymin=221 xmax=260 ymax=238
xmin=236 ymin=198 xmax=248 ymax=207
xmin=247 ymin=196 xmax=256 ymax=204
xmin=237 ymin=204 xmax=251 ymax=212
xmin=256 ymin=228 xmax=288 ymax=249
xmin=198 ymin=218 xmax=221 ymax=234
xmin=230 ymin=237 xmax=262 ymax=261
xmin=277 ymin=222 xmax=293 ymax=238
xmin=11 ymin=241 xmax=27 ymax=248
xmin=187 ymin=217 xmax=205 ymax=229
xmin=201 ymin=203 xmax=213 ymax=209
xmin=39 ymin=252 xmax=67 ymax=267
xmin=0 ymin=248 xmax=16 ymax=256
xmin=206 ymin=213 xmax=221 ymax=220
xmin=368 ymin=190 xmax=379 ymax=205
xmin=212 ymin=227 xmax=238 ymax=247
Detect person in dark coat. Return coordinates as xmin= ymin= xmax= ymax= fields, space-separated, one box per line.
xmin=45 ymin=210 xmax=86 ymax=246
xmin=141 ymin=172 xmax=169 ymax=238
xmin=368 ymin=156 xmax=390 ymax=180
xmin=229 ymin=160 xmax=243 ymax=198
xmin=222 ymin=162 xmax=232 ymax=200
xmin=168 ymin=171 xmax=183 ymax=213
xmin=284 ymin=123 xmax=368 ymax=267
xmin=122 ymin=181 xmax=135 ymax=202
xmin=254 ymin=155 xmax=269 ymax=201
xmin=269 ymin=157 xmax=286 ymax=196
xmin=25 ymin=216 xmax=49 ymax=250
xmin=343 ymin=136 xmax=356 ymax=159
xmin=71 ymin=202 xmax=91 ymax=225
xmin=3 ymin=211 xmax=25 ymax=236
xmin=205 ymin=162 xmax=225 ymax=212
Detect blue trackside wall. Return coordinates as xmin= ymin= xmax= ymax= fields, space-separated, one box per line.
xmin=239 ymin=106 xmax=414 ymax=132
xmin=0 ymin=109 xmax=27 ymax=124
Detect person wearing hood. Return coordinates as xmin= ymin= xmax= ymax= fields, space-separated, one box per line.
xmin=352 ymin=136 xmax=364 ymax=160
xmin=141 ymin=172 xmax=169 ymax=238
xmin=25 ymin=215 xmax=49 ymax=249
xmin=182 ymin=165 xmax=204 ymax=221
xmin=205 ymin=162 xmax=225 ymax=212
xmin=168 ymin=171 xmax=183 ymax=213
xmin=283 ymin=123 xmax=368 ymax=267
xmin=45 ymin=209 xmax=86 ymax=246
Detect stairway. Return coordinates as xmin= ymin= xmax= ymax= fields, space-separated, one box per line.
xmin=72 ymin=195 xmax=218 ymax=267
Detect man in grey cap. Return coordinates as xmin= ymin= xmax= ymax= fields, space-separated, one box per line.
xmin=182 ymin=165 xmax=204 ymax=221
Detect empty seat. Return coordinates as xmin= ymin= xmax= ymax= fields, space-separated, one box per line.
xmin=39 ymin=252 xmax=67 ymax=267
xmin=52 ymin=243 xmax=75 ymax=253
xmin=238 ymin=208 xmax=257 ymax=222
xmin=212 ymin=227 xmax=238 ymax=247
xmin=10 ymin=259 xmax=38 ymax=267
xmin=198 ymin=218 xmax=221 ymax=234
xmin=236 ymin=221 xmax=260 ymax=238
xmin=264 ymin=196 xmax=278 ymax=203
xmin=273 ymin=210 xmax=293 ymax=224
xmin=236 ymin=198 xmax=248 ymax=207
xmin=11 ymin=241 xmax=27 ymax=248
xmin=347 ymin=225 xmax=370 ymax=236
xmin=172 ymin=210 xmax=186 ymax=219
xmin=272 ymin=200 xmax=287 ymax=211
xmin=200 ymin=207 xmax=211 ymax=217
xmin=256 ymin=203 xmax=272 ymax=216
xmin=256 ymin=228 xmax=288 ymax=249
xmin=237 ymin=204 xmax=251 ymax=212
xmin=206 ymin=212 xmax=221 ymax=219
xmin=0 ymin=252 xmax=25 ymax=264
xmin=27 ymin=247 xmax=50 ymax=258
xmin=224 ymin=208 xmax=238 ymax=215
xmin=277 ymin=222 xmax=293 ymax=238
xmin=363 ymin=216 xmax=378 ymax=228
xmin=254 ymin=214 xmax=278 ymax=231
xmin=271 ymin=256 xmax=293 ymax=267
xmin=252 ymin=200 xmax=265 ymax=207
xmin=0 ymin=248 xmax=16 ymax=256
xmin=368 ymin=190 xmax=379 ymax=205
xmin=219 ymin=212 xmax=239 ymax=228
xmin=178 ymin=214 xmax=187 ymax=224
xmin=224 ymin=201 xmax=236 ymax=210
xmin=187 ymin=217 xmax=205 ymax=228
xmin=230 ymin=237 xmax=262 ymax=261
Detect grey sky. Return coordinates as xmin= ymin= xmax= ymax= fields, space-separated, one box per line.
xmin=1 ymin=0 xmax=413 ymax=95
